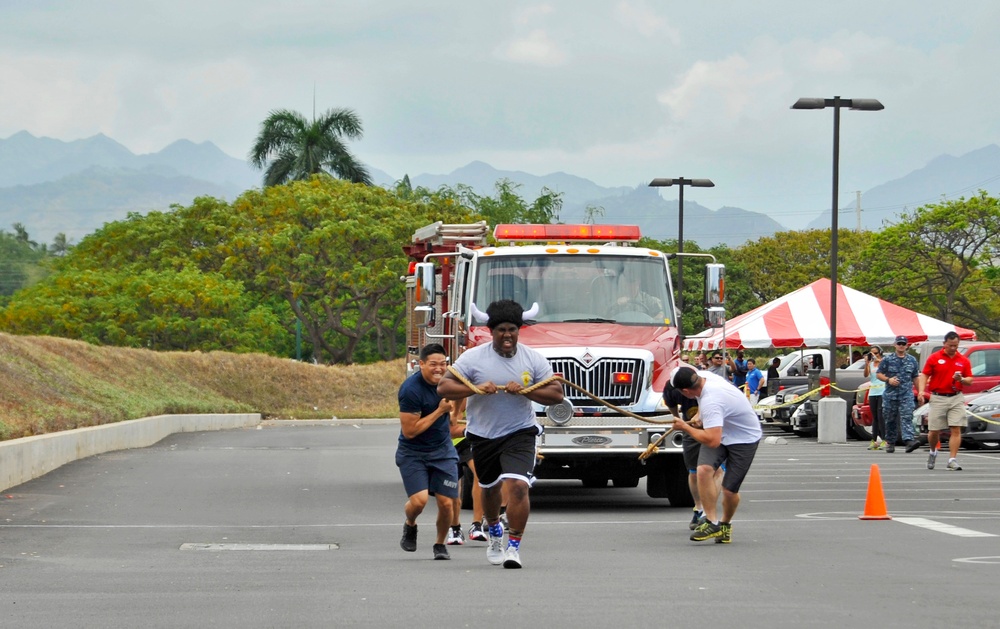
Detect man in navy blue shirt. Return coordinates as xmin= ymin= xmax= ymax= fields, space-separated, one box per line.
xmin=397 ymin=343 xmax=459 ymax=560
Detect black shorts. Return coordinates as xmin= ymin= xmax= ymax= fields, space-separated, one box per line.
xmin=454 ymin=438 xmax=473 ymax=478
xmin=682 ymin=433 xmax=701 ymax=472
xmin=466 ymin=426 xmax=539 ymax=488
xmin=697 ymin=440 xmax=759 ymax=494
xmin=395 ymin=445 xmax=459 ymax=499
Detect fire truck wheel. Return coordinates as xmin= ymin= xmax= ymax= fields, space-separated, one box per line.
xmin=645 ymin=456 xmax=694 ymax=507
xmin=612 ymin=476 xmax=640 ymax=488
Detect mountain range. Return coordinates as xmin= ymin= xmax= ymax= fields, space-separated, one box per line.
xmin=1 ymin=130 xmax=998 ymax=248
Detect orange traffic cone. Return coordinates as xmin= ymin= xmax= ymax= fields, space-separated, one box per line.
xmin=858 ymin=463 xmax=892 ymax=520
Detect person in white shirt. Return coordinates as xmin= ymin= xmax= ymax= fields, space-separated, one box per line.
xmin=670 ymin=366 xmax=762 ymax=544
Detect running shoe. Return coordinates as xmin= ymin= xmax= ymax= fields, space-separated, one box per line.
xmin=400 ymin=523 xmax=417 ymax=552
xmin=690 ymin=520 xmax=723 ymax=542
xmin=487 ymin=529 xmax=505 ymax=565
xmin=432 ymin=543 xmax=450 ymax=560
xmin=688 ymin=509 xmax=704 ymax=530
xmin=867 ymin=440 xmax=879 ymax=451
xmin=468 ymin=521 xmax=488 ymax=542
xmin=446 ymin=525 xmax=465 ymax=546
xmin=502 ymin=545 xmax=522 ymax=569
xmin=947 ymin=459 xmax=962 ymax=471
xmin=715 ymin=522 xmax=732 ymax=544
xmin=927 ymin=450 xmax=937 ymax=470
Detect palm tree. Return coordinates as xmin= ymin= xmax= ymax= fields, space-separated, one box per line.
xmin=248 ymin=108 xmax=373 ymax=187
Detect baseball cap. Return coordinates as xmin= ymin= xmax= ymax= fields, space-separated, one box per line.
xmin=670 ymin=366 xmax=699 ymax=389
xmin=894 ymin=335 xmax=908 ymax=345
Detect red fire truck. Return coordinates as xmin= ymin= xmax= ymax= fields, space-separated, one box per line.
xmin=403 ymin=221 xmax=725 ymax=506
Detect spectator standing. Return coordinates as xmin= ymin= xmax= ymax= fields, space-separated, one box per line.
xmin=863 ymin=347 xmax=886 ymax=450
xmin=730 ymin=350 xmax=749 ymax=390
xmin=396 ymin=344 xmax=459 ymax=560
xmin=914 ymin=331 xmax=973 ymax=470
xmin=765 ymin=357 xmax=781 ymax=397
xmin=707 ymin=352 xmax=730 ymax=380
xmin=745 ymin=359 xmax=763 ymax=405
xmin=876 ymin=335 xmax=920 ymax=453
xmin=437 ymin=299 xmax=565 ymax=569
xmin=670 ymin=367 xmax=762 ymax=544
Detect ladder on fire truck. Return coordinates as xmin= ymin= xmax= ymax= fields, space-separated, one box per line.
xmin=411 ymin=221 xmax=490 ymax=250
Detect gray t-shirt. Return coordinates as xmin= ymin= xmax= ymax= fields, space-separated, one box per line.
xmin=451 ymin=342 xmax=552 ymax=440
xmin=696 ymin=370 xmax=762 ymax=446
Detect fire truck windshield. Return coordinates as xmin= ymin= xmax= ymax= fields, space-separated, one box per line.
xmin=472 ymin=255 xmax=674 ymax=325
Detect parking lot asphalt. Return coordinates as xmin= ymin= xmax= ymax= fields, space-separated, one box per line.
xmin=1 ymin=422 xmax=998 ymax=628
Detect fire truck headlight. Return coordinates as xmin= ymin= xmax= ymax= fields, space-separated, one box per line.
xmin=546 ymin=400 xmax=574 ymax=425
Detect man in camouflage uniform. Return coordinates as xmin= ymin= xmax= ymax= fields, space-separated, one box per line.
xmin=876 ymin=335 xmax=920 ymax=452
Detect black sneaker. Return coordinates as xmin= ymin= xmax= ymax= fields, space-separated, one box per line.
xmin=690 ymin=520 xmax=724 ymax=542
xmin=432 ymin=543 xmax=450 ymax=560
xmin=400 ymin=523 xmax=417 ymax=552
xmin=715 ymin=522 xmax=732 ymax=544
xmin=904 ymin=440 xmax=921 ymax=453
xmin=885 ymin=444 xmax=895 ymax=453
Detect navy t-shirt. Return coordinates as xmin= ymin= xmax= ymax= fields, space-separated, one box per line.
xmin=397 ymin=371 xmax=452 ymax=452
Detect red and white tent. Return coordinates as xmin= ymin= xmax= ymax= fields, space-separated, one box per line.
xmin=683 ymin=278 xmax=976 ymax=351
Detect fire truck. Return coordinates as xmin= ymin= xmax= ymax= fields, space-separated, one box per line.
xmin=403 ymin=221 xmax=725 ymax=507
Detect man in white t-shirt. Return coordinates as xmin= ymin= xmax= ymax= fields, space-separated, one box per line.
xmin=670 ymin=366 xmax=762 ymax=544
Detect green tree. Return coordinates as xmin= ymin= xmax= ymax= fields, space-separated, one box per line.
xmin=855 ymin=192 xmax=1000 ymax=339
xmin=730 ymin=228 xmax=873 ymax=304
xmin=1 ymin=266 xmax=285 ymax=352
xmin=248 ymin=108 xmax=372 ymax=187
xmin=451 ymin=179 xmax=562 ymax=226
xmin=219 ymin=177 xmax=473 ymax=363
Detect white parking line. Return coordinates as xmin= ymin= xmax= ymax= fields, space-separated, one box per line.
xmin=894 ymin=516 xmax=997 ymax=537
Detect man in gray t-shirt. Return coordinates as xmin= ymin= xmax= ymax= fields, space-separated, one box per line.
xmin=438 ymin=299 xmax=564 ymax=570
xmin=707 ymin=352 xmax=731 ymax=381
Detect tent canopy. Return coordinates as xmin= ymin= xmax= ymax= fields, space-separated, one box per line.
xmin=683 ymin=278 xmax=977 ymax=351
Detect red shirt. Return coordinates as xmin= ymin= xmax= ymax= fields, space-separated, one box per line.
xmin=921 ymin=349 xmax=972 ymax=394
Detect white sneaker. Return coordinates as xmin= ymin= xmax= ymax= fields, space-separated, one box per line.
xmin=468 ymin=522 xmax=488 ymax=542
xmin=487 ymin=530 xmax=505 ymax=565
xmin=502 ymin=545 xmax=521 ymax=569
xmin=446 ymin=526 xmax=465 ymax=546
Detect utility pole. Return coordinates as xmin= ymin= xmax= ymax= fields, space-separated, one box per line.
xmin=855 ymin=190 xmax=862 ymax=232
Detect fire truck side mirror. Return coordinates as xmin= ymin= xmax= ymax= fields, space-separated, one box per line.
xmin=415 ymin=305 xmax=436 ymax=329
xmin=704 ymin=263 xmax=725 ymax=307
xmin=704 ymin=306 xmax=726 ymax=329
xmin=414 ymin=262 xmax=436 ymax=306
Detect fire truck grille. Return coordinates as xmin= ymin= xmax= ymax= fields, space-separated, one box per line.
xmin=548 ymin=358 xmax=645 ymax=407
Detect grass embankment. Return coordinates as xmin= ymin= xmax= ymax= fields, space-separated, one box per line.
xmin=0 ymin=333 xmax=404 ymax=441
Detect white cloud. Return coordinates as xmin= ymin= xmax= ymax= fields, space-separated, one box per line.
xmin=614 ymin=0 xmax=679 ymax=43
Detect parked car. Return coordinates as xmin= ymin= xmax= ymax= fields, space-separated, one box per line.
xmin=912 ymin=384 xmax=1000 ymax=450
xmin=788 ymin=359 xmax=869 ymax=439
xmin=769 ymin=384 xmax=811 ymax=433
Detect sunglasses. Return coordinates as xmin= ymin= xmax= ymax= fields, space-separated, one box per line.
xmin=895 ymin=341 xmax=907 ymax=346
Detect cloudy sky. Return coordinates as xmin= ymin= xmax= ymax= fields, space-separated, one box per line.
xmin=2 ymin=1 xmax=998 ymax=228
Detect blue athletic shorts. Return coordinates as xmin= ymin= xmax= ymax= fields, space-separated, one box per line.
xmin=395 ymin=445 xmax=459 ymax=499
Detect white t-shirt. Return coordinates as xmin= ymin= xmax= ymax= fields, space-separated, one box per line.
xmin=451 ymin=342 xmax=552 ymax=440
xmin=696 ymin=370 xmax=762 ymax=445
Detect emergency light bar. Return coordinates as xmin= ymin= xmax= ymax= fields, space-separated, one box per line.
xmin=493 ymin=224 xmax=641 ymax=243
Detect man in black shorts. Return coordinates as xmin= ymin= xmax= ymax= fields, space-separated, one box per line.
xmin=438 ymin=299 xmax=565 ymax=569
xmin=670 ymin=366 xmax=762 ymax=544
xmin=396 ymin=343 xmax=459 ymax=560
xmin=664 ymin=365 xmax=723 ymax=531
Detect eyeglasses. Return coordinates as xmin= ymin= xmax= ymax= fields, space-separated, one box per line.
xmin=713 ymin=356 xmax=724 ymax=360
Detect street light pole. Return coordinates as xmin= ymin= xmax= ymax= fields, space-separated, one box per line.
xmin=791 ymin=96 xmax=883 ymax=385
xmin=648 ymin=177 xmax=714 ymax=339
